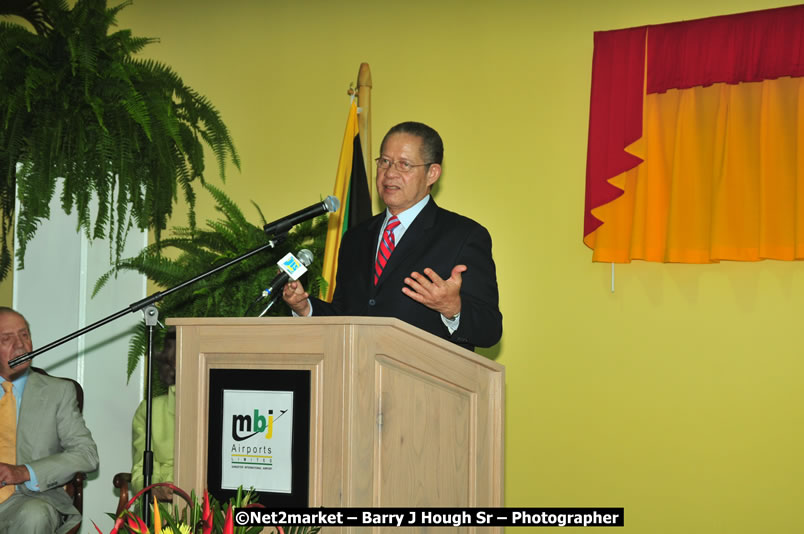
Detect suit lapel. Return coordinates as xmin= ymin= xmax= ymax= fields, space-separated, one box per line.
xmin=363 ymin=214 xmax=384 ymax=292
xmin=374 ymin=199 xmax=439 ymax=287
xmin=18 ymin=371 xmax=48 ymax=461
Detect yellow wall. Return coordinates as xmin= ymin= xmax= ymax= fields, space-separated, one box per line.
xmin=6 ymin=0 xmax=804 ymax=531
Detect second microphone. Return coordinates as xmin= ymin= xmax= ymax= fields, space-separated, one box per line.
xmin=260 ymin=249 xmax=315 ymax=303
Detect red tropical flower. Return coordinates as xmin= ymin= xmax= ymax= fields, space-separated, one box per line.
xmin=222 ymin=503 xmax=233 ymax=534
xmin=202 ymin=490 xmax=213 ymax=534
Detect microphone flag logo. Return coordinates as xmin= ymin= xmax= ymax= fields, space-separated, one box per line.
xmin=277 ymin=252 xmax=308 ymax=280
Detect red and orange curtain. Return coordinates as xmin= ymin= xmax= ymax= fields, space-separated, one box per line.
xmin=584 ymin=5 xmax=804 ymax=263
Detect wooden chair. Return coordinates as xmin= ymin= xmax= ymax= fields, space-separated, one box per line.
xmin=30 ymin=367 xmax=86 ymax=534
xmin=113 ymin=471 xmax=132 ymax=516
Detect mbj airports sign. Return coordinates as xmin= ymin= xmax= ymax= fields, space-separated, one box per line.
xmin=221 ymin=389 xmax=294 ymax=493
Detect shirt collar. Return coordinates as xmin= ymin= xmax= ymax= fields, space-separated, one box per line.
xmin=0 ymin=367 xmax=30 ymax=395
xmin=384 ymin=194 xmax=431 ymax=230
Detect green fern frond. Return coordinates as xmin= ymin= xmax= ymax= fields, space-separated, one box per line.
xmin=105 ymin=0 xmax=133 ymax=21
xmin=205 ymin=183 xmax=248 ymax=229
xmin=95 ymin=184 xmax=330 ymax=383
xmin=0 ymin=0 xmax=239 ymax=282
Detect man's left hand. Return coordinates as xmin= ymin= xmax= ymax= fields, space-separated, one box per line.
xmin=0 ymin=462 xmax=30 ymax=486
xmin=402 ymin=265 xmax=466 ymax=318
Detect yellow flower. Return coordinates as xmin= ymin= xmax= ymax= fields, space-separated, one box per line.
xmin=153 ymin=497 xmax=161 ymax=533
xmin=160 ymin=524 xmax=192 ymax=534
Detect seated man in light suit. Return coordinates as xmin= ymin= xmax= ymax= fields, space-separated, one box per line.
xmin=283 ymin=121 xmax=502 ymax=351
xmin=0 ymin=307 xmax=99 ymax=534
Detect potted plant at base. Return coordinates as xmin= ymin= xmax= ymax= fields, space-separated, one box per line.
xmin=99 ymin=482 xmax=321 ymax=534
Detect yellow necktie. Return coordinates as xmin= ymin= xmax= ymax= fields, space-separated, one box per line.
xmin=0 ymin=381 xmax=16 ymax=503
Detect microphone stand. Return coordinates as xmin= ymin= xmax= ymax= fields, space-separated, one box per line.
xmin=141 ymin=305 xmax=159 ymax=524
xmin=9 ymin=234 xmax=286 ymax=526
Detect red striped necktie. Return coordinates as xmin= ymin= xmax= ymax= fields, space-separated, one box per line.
xmin=374 ymin=216 xmax=401 ymax=285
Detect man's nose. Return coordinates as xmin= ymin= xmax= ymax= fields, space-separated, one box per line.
xmin=384 ymin=165 xmax=402 ymax=178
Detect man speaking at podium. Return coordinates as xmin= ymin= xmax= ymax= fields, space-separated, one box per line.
xmin=283 ymin=121 xmax=502 ymax=351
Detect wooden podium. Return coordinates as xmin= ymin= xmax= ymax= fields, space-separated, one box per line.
xmin=171 ymin=316 xmax=504 ymax=513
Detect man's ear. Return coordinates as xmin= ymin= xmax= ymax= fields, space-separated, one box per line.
xmin=426 ymin=163 xmax=442 ymax=187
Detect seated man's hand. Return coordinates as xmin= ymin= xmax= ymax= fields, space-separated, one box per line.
xmin=282 ymin=280 xmax=311 ymax=316
xmin=0 ymin=462 xmax=31 ymax=486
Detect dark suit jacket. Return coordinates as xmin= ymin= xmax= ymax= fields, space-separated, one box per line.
xmin=310 ymin=198 xmax=502 ymax=350
xmin=14 ymin=370 xmax=99 ymax=534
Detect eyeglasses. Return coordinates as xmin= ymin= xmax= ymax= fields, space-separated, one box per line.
xmin=375 ymin=157 xmax=433 ymax=173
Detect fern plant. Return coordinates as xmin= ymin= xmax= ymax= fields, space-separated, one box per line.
xmin=93 ymin=183 xmax=328 ymax=394
xmin=0 ymin=0 xmax=239 ymax=281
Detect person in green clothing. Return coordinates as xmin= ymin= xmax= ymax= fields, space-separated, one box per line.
xmin=131 ymin=328 xmax=175 ymax=501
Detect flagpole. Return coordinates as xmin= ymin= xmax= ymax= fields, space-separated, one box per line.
xmin=356 ymin=62 xmax=372 ymax=199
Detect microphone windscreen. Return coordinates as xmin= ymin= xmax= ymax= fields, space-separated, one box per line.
xmin=297 ymin=249 xmax=314 ymax=267
xmin=324 ymin=196 xmax=340 ymax=213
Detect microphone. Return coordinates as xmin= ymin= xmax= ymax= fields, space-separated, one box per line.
xmin=263 ymin=196 xmax=340 ymax=236
xmin=260 ymin=249 xmax=315 ymax=302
